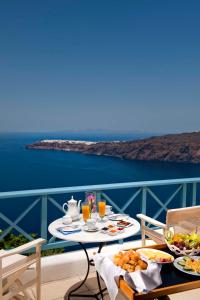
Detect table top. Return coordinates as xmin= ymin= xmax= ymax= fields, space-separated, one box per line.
xmin=48 ymin=215 xmax=140 ymax=244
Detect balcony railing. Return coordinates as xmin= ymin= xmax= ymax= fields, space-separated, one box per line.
xmin=0 ymin=177 xmax=200 ymax=251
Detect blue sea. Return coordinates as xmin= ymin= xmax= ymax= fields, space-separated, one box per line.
xmin=1 ymin=132 xmax=200 ymax=192
xmin=1 ymin=132 xmax=200 ymax=236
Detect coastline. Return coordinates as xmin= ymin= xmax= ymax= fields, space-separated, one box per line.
xmin=26 ymin=132 xmax=200 ymax=164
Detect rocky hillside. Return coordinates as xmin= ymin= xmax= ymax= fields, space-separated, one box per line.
xmin=26 ymin=132 xmax=200 ymax=164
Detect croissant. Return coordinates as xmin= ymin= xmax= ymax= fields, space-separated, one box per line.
xmin=113 ymin=250 xmax=147 ymax=272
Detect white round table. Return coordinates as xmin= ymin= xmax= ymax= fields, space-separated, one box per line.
xmin=48 ymin=215 xmax=140 ymax=299
xmin=48 ymin=216 xmax=140 ymax=244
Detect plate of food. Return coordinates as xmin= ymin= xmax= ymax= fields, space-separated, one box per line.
xmin=100 ymin=225 xmax=124 ymax=235
xmin=108 ymin=227 xmax=125 ymax=236
xmin=100 ymin=224 xmax=115 ymax=233
xmin=117 ymin=220 xmax=132 ymax=228
xmin=136 ymin=248 xmax=174 ymax=264
xmin=174 ymin=256 xmax=200 ymax=276
xmin=113 ymin=249 xmax=148 ymax=273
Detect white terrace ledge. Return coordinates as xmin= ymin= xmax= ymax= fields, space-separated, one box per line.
xmin=40 ymin=238 xmax=154 ymax=283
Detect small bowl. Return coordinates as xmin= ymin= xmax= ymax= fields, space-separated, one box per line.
xmin=108 ymin=227 xmax=125 ymax=236
xmin=100 ymin=227 xmax=109 ymax=234
xmin=62 ymin=215 xmax=72 ymax=225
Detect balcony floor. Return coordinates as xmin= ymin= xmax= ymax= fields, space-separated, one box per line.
xmin=41 ymin=272 xmax=200 ymax=300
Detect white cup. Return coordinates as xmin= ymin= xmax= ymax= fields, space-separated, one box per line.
xmin=86 ymin=219 xmax=96 ymax=230
xmin=62 ymin=215 xmax=72 ymax=225
xmin=105 ymin=205 xmax=112 ymax=214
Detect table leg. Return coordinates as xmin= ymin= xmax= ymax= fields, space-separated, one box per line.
xmin=68 ymin=242 xmax=98 ymax=299
xmin=68 ymin=242 xmax=106 ymax=300
xmin=96 ymin=243 xmax=106 ymax=299
xmin=96 ymin=273 xmax=105 ymax=299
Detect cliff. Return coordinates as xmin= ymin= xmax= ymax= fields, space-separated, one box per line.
xmin=26 ymin=132 xmax=200 ymax=164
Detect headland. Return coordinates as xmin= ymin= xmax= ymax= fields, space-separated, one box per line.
xmin=26 ymin=132 xmax=200 ymax=164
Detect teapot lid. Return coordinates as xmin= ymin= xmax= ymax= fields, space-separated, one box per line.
xmin=68 ymin=196 xmax=77 ymax=204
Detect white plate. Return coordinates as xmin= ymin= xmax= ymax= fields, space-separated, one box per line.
xmin=82 ymin=225 xmax=99 ymax=232
xmin=116 ymin=222 xmax=132 ymax=228
xmin=136 ymin=248 xmax=174 ymax=264
xmin=57 ymin=225 xmax=81 ymax=232
xmin=174 ymin=256 xmax=200 ymax=276
xmin=107 ymin=229 xmax=125 ymax=236
xmin=108 ymin=214 xmax=129 ymax=221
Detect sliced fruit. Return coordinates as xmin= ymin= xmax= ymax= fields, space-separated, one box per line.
xmin=183 ymin=267 xmax=193 ymax=271
xmin=178 ymin=260 xmax=186 ymax=266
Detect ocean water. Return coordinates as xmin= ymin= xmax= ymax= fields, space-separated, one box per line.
xmin=1 ymin=132 xmax=200 ymax=235
xmin=2 ymin=132 xmax=200 ymax=192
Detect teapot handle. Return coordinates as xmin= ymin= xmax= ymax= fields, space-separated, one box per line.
xmin=63 ymin=203 xmax=68 ymax=214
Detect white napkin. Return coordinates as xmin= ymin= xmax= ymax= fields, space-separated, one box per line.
xmin=93 ymin=253 xmax=125 ymax=300
xmin=124 ymin=261 xmax=162 ymax=293
xmin=93 ymin=252 xmax=162 ymax=300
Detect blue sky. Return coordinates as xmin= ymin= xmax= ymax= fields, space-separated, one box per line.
xmin=0 ymin=0 xmax=200 ymax=133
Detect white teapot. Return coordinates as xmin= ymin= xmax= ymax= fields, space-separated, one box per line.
xmin=63 ymin=196 xmax=81 ymax=221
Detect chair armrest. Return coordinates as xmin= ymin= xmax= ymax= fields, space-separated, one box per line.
xmin=0 ymin=238 xmax=46 ymax=259
xmin=137 ymin=213 xmax=166 ymax=229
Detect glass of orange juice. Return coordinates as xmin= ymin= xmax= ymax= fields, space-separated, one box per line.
xmin=98 ymin=200 xmax=106 ymax=222
xmin=82 ymin=203 xmax=90 ymax=223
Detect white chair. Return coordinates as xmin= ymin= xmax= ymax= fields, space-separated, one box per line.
xmin=0 ymin=238 xmax=46 ymax=300
xmin=137 ymin=205 xmax=200 ymax=246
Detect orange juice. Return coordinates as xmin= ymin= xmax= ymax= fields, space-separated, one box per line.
xmin=98 ymin=201 xmax=106 ymax=218
xmin=82 ymin=204 xmax=90 ymax=222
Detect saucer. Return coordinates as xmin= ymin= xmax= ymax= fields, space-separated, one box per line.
xmin=82 ymin=225 xmax=99 ymax=232
xmin=105 ymin=211 xmax=114 ymax=216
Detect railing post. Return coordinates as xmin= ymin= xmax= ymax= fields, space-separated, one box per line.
xmin=142 ymin=187 xmax=147 ymax=215
xmin=141 ymin=187 xmax=147 ymax=246
xmin=0 ymin=258 xmax=2 ymax=299
xmin=41 ymin=195 xmax=48 ymax=239
xmin=182 ymin=183 xmax=187 ymax=207
xmin=141 ymin=219 xmax=146 ymax=247
xmin=192 ymin=182 xmax=197 ymax=206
